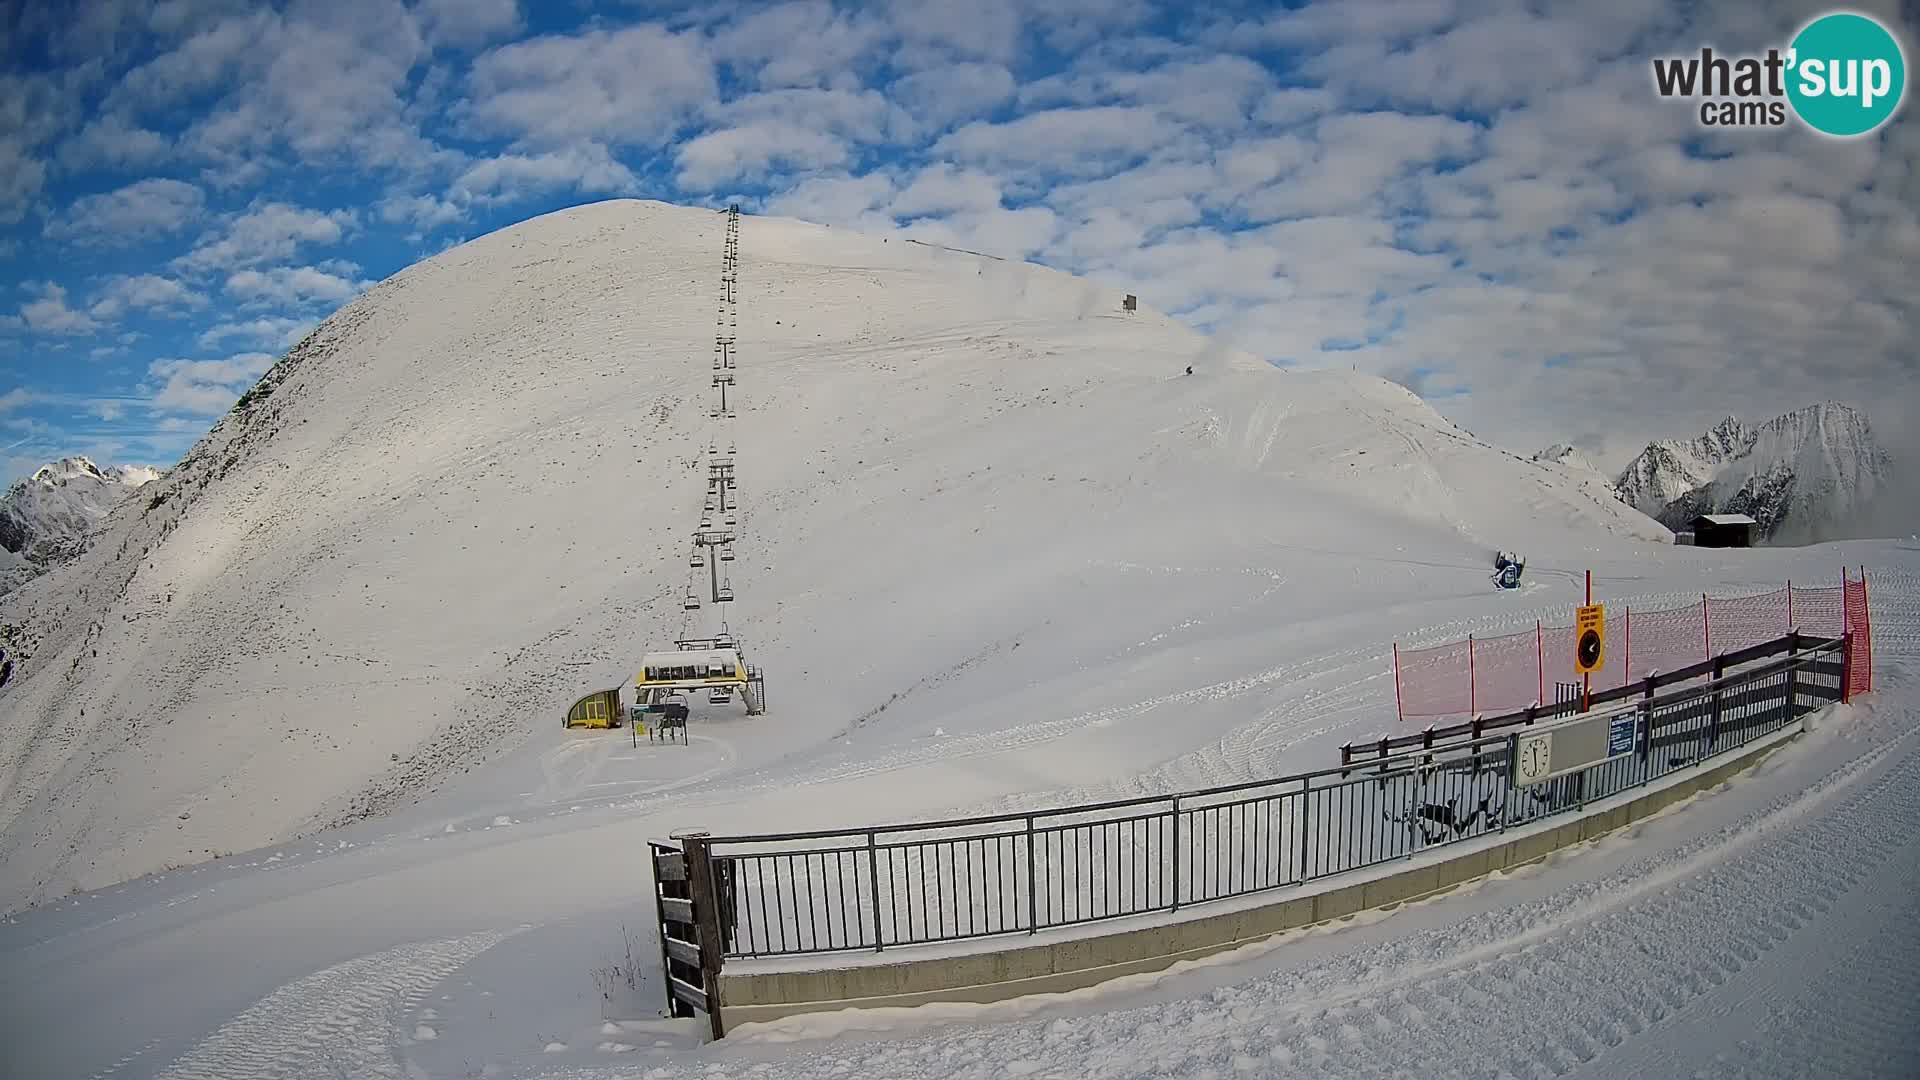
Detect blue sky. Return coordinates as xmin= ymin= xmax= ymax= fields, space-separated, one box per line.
xmin=1 ymin=0 xmax=1916 ymax=485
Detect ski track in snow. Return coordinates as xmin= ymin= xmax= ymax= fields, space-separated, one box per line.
xmin=149 ymin=930 xmax=510 ymax=1080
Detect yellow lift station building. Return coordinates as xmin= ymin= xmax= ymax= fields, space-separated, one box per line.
xmin=635 ymin=646 xmax=766 ymax=715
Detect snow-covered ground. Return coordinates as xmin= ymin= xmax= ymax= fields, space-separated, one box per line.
xmin=0 ymin=201 xmax=1914 ymax=1079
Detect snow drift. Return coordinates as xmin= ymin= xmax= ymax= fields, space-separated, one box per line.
xmin=0 ymin=198 xmax=1670 ymax=911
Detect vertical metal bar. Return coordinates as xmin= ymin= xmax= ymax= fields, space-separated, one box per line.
xmin=1159 ymin=795 xmax=1175 ymax=903
xmin=1025 ymin=816 xmax=1037 ymax=932
xmin=866 ymin=833 xmax=882 ymax=952
xmin=802 ymin=852 xmax=817 ymax=951
xmin=1298 ymin=778 xmax=1311 ymax=881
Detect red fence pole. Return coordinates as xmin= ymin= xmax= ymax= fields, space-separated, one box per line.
xmin=1786 ymin=579 xmax=1793 ymax=631
xmin=1861 ymin=566 xmax=1873 ymax=693
xmin=1535 ymin=620 xmax=1544 ymax=706
xmin=1702 ymin=593 xmax=1712 ymax=660
xmin=1392 ymin=642 xmax=1404 ymax=723
xmin=1468 ymin=635 xmax=1477 ymax=716
xmin=1624 ymin=606 xmax=1632 ymax=684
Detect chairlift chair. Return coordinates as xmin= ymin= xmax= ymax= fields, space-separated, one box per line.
xmin=682 ymin=591 xmax=701 ymax=611
xmin=719 ymin=545 xmax=735 ymax=562
xmin=690 ymin=551 xmax=705 ymax=568
xmin=716 ymin=581 xmax=734 ymax=602
xmin=708 ymin=687 xmax=732 ymax=704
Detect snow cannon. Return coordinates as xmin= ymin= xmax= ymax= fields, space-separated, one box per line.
xmin=1492 ymin=551 xmax=1525 ymax=590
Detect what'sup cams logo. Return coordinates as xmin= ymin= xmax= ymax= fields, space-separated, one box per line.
xmin=1652 ymin=11 xmax=1908 ymax=136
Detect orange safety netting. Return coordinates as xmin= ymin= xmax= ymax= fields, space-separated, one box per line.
xmin=1394 ymin=577 xmax=1865 ymax=722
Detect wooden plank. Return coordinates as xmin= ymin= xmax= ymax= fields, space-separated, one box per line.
xmin=664 ymin=937 xmax=703 ymax=967
xmin=653 ymin=853 xmax=688 ymax=881
xmin=667 ymin=976 xmax=709 ymax=1012
xmin=661 ymin=897 xmax=696 ymax=924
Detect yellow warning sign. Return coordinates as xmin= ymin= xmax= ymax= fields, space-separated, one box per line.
xmin=1575 ymin=603 xmax=1606 ymax=674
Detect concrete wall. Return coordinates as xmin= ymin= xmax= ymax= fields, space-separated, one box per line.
xmin=713 ymin=727 xmax=1799 ymax=1033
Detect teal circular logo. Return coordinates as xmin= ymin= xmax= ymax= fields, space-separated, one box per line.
xmin=1787 ymin=12 xmax=1907 ymax=137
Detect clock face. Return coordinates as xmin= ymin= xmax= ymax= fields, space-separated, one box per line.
xmin=1515 ymin=733 xmax=1552 ymax=784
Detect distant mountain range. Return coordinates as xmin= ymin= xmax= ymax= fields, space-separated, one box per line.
xmin=0 ymin=457 xmax=162 ymax=596
xmin=1571 ymin=403 xmax=1897 ymax=544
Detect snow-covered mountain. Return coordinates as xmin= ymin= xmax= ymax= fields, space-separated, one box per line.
xmin=1612 ymin=403 xmax=1895 ymax=543
xmin=0 ymin=198 xmax=1672 ymax=910
xmin=0 ymin=456 xmax=162 ymax=596
xmin=1532 ymin=443 xmax=1599 ymax=473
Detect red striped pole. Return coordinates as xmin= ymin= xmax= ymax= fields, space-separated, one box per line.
xmin=1702 ymin=593 xmax=1712 ymax=660
xmin=1535 ymin=620 xmax=1544 ymax=705
xmin=1392 ymin=642 xmax=1404 ymax=723
xmin=1786 ymin=579 xmax=1793 ymax=631
xmin=1583 ymin=570 xmax=1592 ymax=711
xmin=1625 ymin=606 xmax=1632 ymax=685
xmin=1468 ymin=635 xmax=1477 ymax=716
xmin=1860 ymin=566 xmax=1873 ymax=693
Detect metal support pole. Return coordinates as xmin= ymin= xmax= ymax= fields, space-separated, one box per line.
xmin=867 ymin=832 xmax=883 ymax=952
xmin=1025 ymin=816 xmax=1038 ymax=931
xmin=1296 ymin=777 xmax=1311 ymax=882
xmin=676 ymin=831 xmax=726 ymax=1041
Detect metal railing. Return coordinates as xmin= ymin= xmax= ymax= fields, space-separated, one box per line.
xmin=694 ymin=634 xmax=1847 ymax=960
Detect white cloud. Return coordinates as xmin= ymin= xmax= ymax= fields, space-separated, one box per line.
xmin=57 ymin=115 xmax=173 ymax=171
xmin=891 ymin=166 xmax=1005 ymax=219
xmin=148 ymin=353 xmax=277 ymax=414
xmin=0 ymin=388 xmax=32 ymax=413
xmin=676 ymin=126 xmax=850 ymax=190
xmin=764 ymin=173 xmax=899 ymax=232
xmin=460 ymin=24 xmax=714 ymax=148
xmin=934 ymin=106 xmax=1189 ymax=176
xmin=174 ymin=201 xmax=357 ymax=273
xmin=89 ymin=274 xmax=209 ymax=320
xmin=379 ymin=192 xmax=468 ymax=230
xmin=452 ymin=144 xmax=641 ymax=203
xmin=712 ymin=1 xmax=887 ymax=88
xmin=198 ymin=318 xmax=312 ymax=351
xmin=418 ymin=0 xmax=520 ymax=49
xmin=888 ymin=63 xmax=1018 ymax=130
xmin=46 ymin=178 xmax=205 ymax=245
xmin=224 ymin=266 xmax=371 ymax=306
xmin=20 ymin=283 xmax=101 ymax=335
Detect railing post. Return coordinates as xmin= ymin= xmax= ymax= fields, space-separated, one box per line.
xmin=1170 ymin=799 xmax=1182 ymax=911
xmin=1025 ymin=816 xmax=1038 ymax=931
xmin=1708 ymin=655 xmax=1726 ymax=754
xmin=866 ymin=832 xmax=882 ymax=952
xmin=1638 ymin=675 xmax=1656 ymax=763
xmin=1296 ymin=776 xmax=1311 ymax=882
xmin=1841 ymin=629 xmax=1852 ymax=704
xmin=1785 ymin=634 xmax=1800 ymax=723
xmin=676 ymin=830 xmax=726 ymax=1041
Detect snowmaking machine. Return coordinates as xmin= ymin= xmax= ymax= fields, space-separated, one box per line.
xmin=1492 ymin=551 xmax=1526 ymax=590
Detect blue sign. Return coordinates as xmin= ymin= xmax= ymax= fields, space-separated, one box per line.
xmin=1608 ymin=713 xmax=1637 ymax=756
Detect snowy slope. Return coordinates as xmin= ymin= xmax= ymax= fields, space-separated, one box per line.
xmin=0 ymin=456 xmax=160 ymax=596
xmin=0 ymin=198 xmax=1669 ymax=912
xmin=1614 ymin=404 xmax=1896 ymax=542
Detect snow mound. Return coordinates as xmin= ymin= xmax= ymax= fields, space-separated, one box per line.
xmin=0 ymin=198 xmax=1669 ymax=910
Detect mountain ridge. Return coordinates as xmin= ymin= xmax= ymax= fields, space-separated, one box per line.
xmin=1612 ymin=402 xmax=1895 ymax=543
